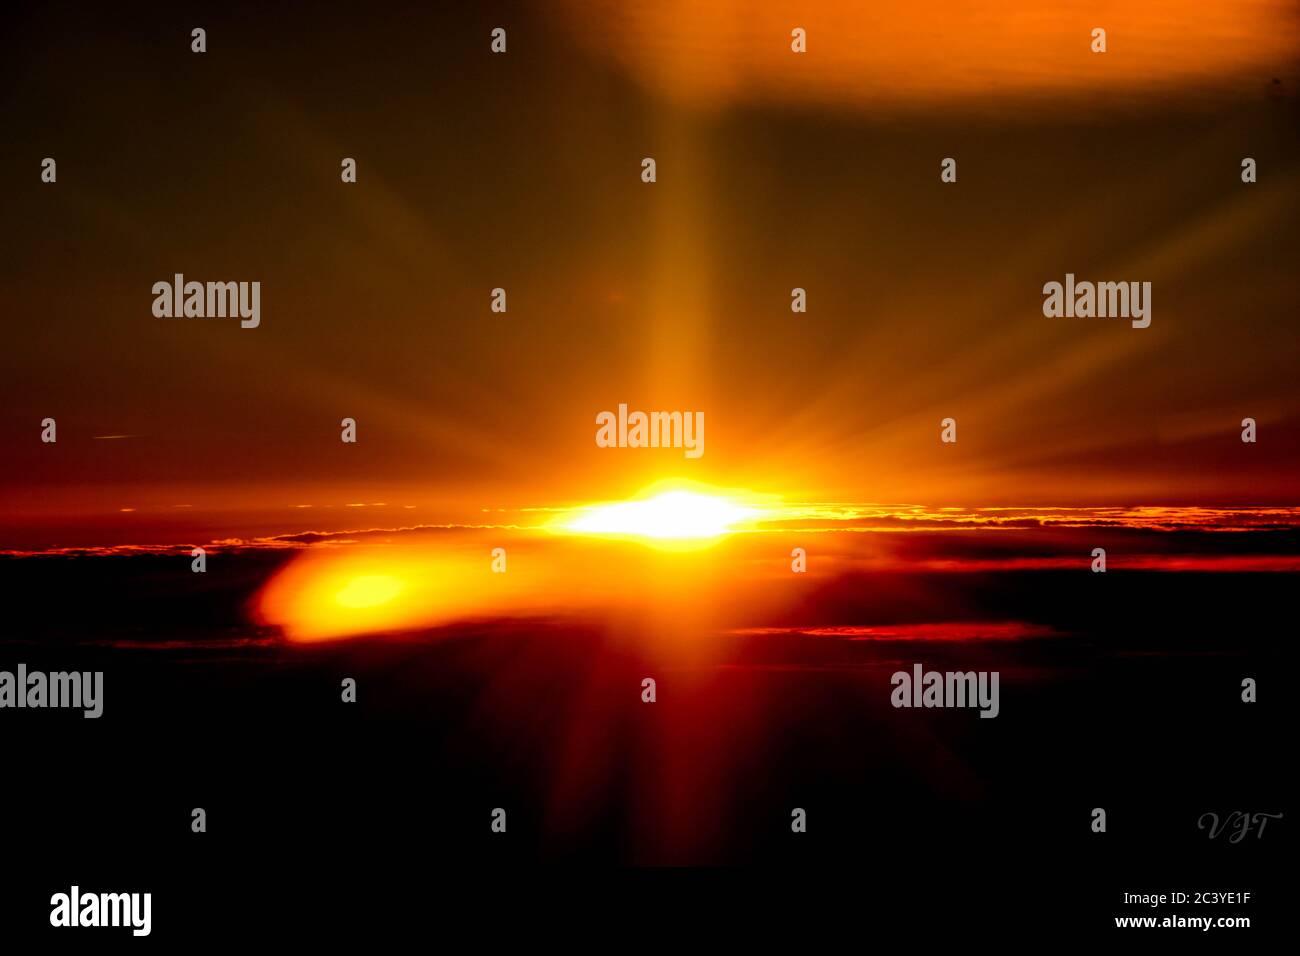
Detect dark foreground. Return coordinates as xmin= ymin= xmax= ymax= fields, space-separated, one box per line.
xmin=0 ymin=553 xmax=1288 ymax=942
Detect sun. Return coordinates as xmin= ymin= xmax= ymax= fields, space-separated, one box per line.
xmin=556 ymin=482 xmax=768 ymax=547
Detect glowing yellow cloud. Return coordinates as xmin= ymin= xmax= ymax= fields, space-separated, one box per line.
xmin=334 ymin=574 xmax=404 ymax=609
xmin=254 ymin=482 xmax=780 ymax=641
xmin=255 ymin=552 xmax=491 ymax=642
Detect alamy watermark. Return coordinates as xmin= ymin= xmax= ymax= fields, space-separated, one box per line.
xmin=1043 ymin=273 xmax=1151 ymax=328
xmin=595 ymin=403 xmax=704 ymax=458
xmin=152 ymin=274 xmax=260 ymax=328
xmin=891 ymin=663 xmax=999 ymax=718
xmin=0 ymin=664 xmax=103 ymax=718
xmin=50 ymin=886 xmax=150 ymax=936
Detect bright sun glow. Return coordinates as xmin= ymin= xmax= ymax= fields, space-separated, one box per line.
xmin=334 ymin=574 xmax=404 ymax=609
xmin=255 ymin=483 xmax=779 ymax=641
xmin=562 ymin=488 xmax=762 ymax=541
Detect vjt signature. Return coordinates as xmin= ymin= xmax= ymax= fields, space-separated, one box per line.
xmin=1198 ymin=811 xmax=1282 ymax=842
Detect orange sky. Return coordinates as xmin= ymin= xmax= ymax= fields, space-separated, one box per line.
xmin=2 ymin=1 xmax=1298 ymax=550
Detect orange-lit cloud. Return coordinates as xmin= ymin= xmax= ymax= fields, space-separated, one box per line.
xmin=229 ymin=486 xmax=1300 ymax=641
xmin=559 ymin=0 xmax=1300 ymax=112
